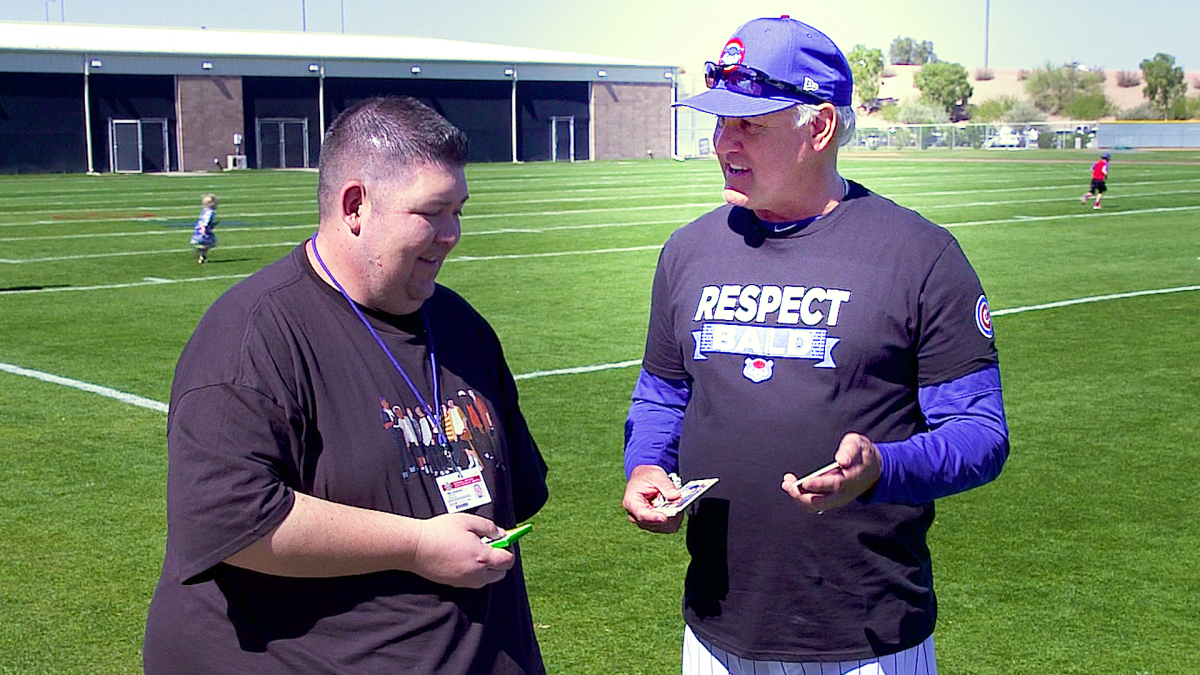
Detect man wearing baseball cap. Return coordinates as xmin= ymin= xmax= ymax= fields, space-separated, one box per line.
xmin=621 ymin=17 xmax=1009 ymax=674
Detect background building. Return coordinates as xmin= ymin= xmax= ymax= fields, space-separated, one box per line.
xmin=0 ymin=21 xmax=678 ymax=174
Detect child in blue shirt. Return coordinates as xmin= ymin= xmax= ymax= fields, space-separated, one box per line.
xmin=190 ymin=194 xmax=219 ymax=263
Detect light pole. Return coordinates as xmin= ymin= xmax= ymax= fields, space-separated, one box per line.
xmin=340 ymin=0 xmax=345 ymax=33
xmin=1068 ymin=61 xmax=1088 ymax=121
xmin=1069 ymin=62 xmax=1076 ymax=121
xmin=301 ymin=0 xmax=307 ymax=31
xmin=45 ymin=0 xmax=55 ymax=22
xmin=984 ymin=0 xmax=990 ymax=70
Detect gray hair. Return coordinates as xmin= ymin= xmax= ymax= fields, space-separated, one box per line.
xmin=793 ymin=104 xmax=857 ymax=147
xmin=317 ymin=96 xmax=468 ymax=219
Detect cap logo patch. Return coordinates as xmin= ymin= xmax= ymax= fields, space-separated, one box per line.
xmin=803 ymin=76 xmax=820 ymax=92
xmin=742 ymin=357 xmax=774 ymax=383
xmin=975 ymin=295 xmax=994 ymax=339
xmin=720 ymin=38 xmax=745 ymax=66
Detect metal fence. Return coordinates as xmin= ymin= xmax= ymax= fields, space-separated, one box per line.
xmin=675 ymin=117 xmax=1108 ymax=158
xmin=845 ymin=122 xmax=1101 ymax=152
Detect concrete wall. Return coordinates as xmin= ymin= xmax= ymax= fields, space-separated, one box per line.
xmin=177 ymin=76 xmax=244 ymax=172
xmin=592 ymin=82 xmax=672 ymax=160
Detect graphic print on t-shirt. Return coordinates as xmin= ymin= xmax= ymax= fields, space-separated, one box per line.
xmin=379 ymin=389 xmax=500 ymax=479
xmin=691 ymin=283 xmax=851 ymax=380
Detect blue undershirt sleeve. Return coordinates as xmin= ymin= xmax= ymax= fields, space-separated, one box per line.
xmin=623 ymin=368 xmax=690 ymax=479
xmin=870 ymin=364 xmax=1009 ymax=504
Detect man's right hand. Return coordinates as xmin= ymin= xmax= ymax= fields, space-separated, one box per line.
xmin=412 ymin=513 xmax=515 ymax=588
xmin=622 ymin=464 xmax=684 ymax=534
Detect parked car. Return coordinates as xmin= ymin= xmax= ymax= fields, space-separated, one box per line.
xmin=983 ymin=127 xmax=1022 ymax=148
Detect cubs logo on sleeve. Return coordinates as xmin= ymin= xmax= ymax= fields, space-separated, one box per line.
xmin=975 ymin=295 xmax=994 ymax=339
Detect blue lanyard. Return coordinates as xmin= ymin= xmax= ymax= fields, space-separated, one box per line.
xmin=309 ymin=233 xmax=449 ymax=448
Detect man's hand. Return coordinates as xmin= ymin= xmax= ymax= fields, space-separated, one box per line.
xmin=781 ymin=432 xmax=882 ymax=512
xmin=411 ymin=513 xmax=514 ymax=588
xmin=622 ymin=464 xmax=684 ymax=534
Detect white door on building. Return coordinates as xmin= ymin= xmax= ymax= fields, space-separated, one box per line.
xmin=550 ymin=116 xmax=575 ymax=162
xmin=109 ymin=118 xmax=169 ymax=173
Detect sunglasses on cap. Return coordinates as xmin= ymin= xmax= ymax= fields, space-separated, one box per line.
xmin=704 ymin=61 xmax=828 ymax=106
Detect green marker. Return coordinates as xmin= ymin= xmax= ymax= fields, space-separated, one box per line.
xmin=485 ymin=523 xmax=533 ymax=548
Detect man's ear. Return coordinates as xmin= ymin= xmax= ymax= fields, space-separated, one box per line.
xmin=810 ymin=104 xmax=839 ymax=152
xmin=340 ymin=181 xmax=365 ymax=235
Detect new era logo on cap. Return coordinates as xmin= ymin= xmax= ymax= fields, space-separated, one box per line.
xmin=803 ymin=77 xmax=819 ymax=92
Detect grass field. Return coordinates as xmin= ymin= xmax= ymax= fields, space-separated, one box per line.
xmin=1 ymin=151 xmax=1198 ymax=674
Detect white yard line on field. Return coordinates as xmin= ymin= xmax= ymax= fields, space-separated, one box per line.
xmin=895 ymin=176 xmax=1200 ymax=199
xmin=840 ymin=187 xmax=1197 ymax=212
xmin=944 ymin=203 xmax=1200 ymax=228
xmin=513 ymin=359 xmax=645 ymax=381
xmin=0 ymin=362 xmax=169 ymax=413
xmin=2 ymin=171 xmax=1197 ymax=218
xmin=460 ymin=201 xmax=722 ymax=220
xmin=5 ymin=176 xmax=1198 ymax=240
xmin=0 ymin=224 xmax=314 ymax=242
xmin=0 ymin=239 xmax=666 ymax=268
xmin=989 ymin=285 xmax=1200 ymax=316
xmin=450 ymin=244 xmax=663 ymax=263
xmin=2 ymin=285 xmax=1197 ymax=411
xmin=0 ymin=212 xmax=318 ymax=228
xmin=0 ymin=273 xmax=250 ymax=294
xmin=0 ymin=241 xmax=303 ymax=264
xmin=6 ymin=194 xmax=1199 ymax=264
xmin=0 ymin=199 xmax=721 ymax=228
xmin=0 ymin=217 xmax=688 ymax=243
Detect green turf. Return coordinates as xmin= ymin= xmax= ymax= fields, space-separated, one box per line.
xmin=1 ymin=151 xmax=1198 ymax=673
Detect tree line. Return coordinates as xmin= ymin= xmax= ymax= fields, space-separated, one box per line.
xmin=844 ymin=37 xmax=1194 ymax=123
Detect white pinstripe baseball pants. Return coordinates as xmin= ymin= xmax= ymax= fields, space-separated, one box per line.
xmin=683 ymin=625 xmax=937 ymax=675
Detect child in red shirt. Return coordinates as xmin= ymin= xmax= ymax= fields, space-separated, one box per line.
xmin=1082 ymin=152 xmax=1110 ymax=210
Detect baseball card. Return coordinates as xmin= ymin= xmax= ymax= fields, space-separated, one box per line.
xmin=652 ymin=477 xmax=719 ymax=516
xmin=798 ymin=461 xmax=841 ymax=484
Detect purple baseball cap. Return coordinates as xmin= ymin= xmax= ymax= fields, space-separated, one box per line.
xmin=675 ymin=16 xmax=854 ymax=117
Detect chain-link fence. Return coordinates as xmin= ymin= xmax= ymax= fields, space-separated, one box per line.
xmin=845 ymin=122 xmax=1100 ymax=152
xmin=675 ymin=118 xmax=1104 ymax=158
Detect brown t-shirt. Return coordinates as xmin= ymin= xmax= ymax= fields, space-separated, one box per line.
xmin=144 ymin=244 xmax=548 ymax=675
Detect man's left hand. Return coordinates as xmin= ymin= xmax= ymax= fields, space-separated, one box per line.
xmin=781 ymin=432 xmax=882 ymax=512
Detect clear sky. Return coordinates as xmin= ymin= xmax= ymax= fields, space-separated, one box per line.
xmin=3 ymin=0 xmax=1197 ymax=74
